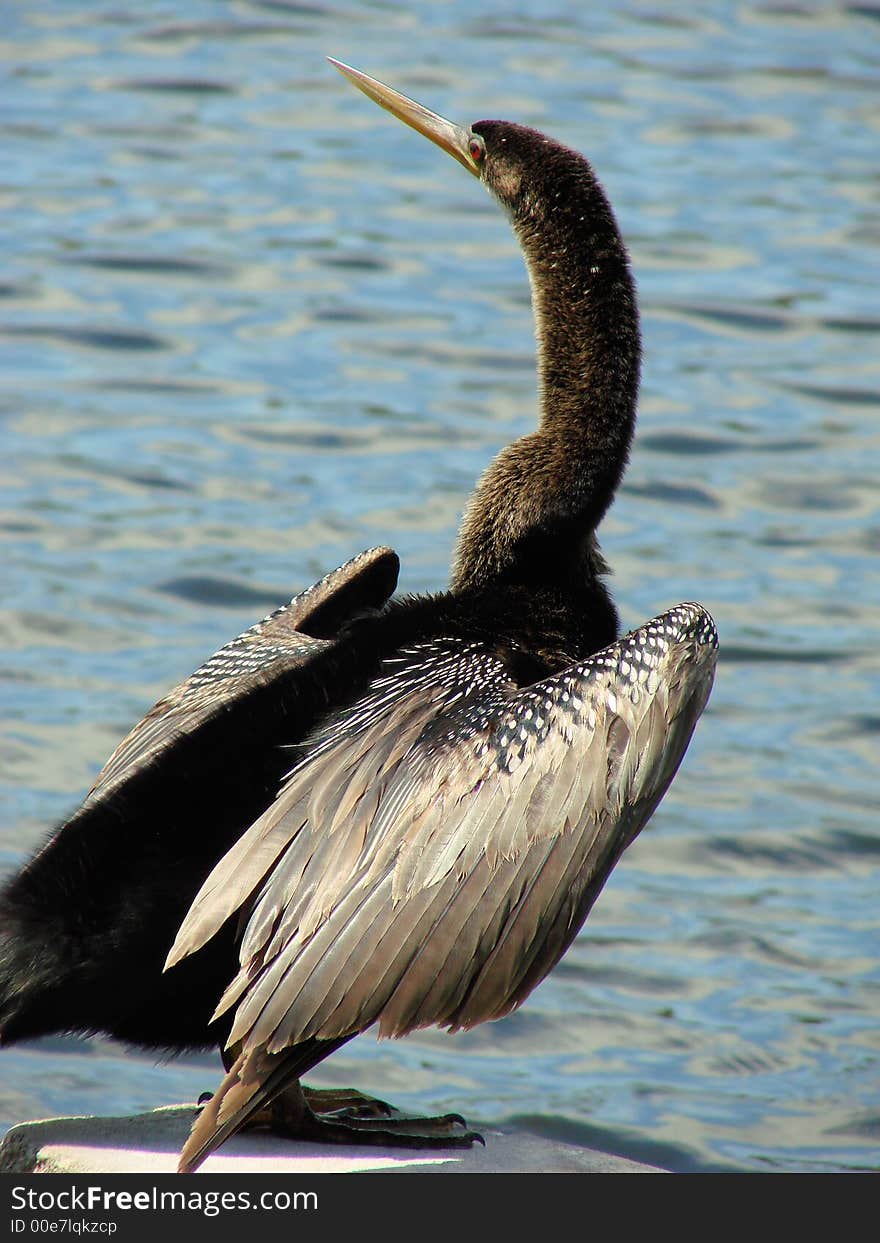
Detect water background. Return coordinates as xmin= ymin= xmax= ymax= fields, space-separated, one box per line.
xmin=1 ymin=1 xmax=878 ymax=1173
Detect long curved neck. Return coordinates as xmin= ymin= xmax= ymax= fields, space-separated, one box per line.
xmin=451 ymin=150 xmax=640 ymax=597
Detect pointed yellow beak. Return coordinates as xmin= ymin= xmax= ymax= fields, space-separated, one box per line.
xmin=328 ymin=58 xmax=480 ymax=176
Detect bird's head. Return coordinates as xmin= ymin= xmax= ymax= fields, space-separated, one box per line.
xmin=327 ymin=58 xmax=588 ymax=224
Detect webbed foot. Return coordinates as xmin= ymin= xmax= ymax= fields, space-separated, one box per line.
xmin=238 ymin=1080 xmax=483 ymax=1148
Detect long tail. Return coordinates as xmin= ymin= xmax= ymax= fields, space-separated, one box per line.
xmin=178 ymin=1035 xmax=352 ymax=1173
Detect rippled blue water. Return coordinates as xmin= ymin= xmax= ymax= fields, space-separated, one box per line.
xmin=1 ymin=2 xmax=878 ymax=1173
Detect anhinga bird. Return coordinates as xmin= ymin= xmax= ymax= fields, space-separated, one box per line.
xmin=0 ymin=60 xmax=717 ymax=1174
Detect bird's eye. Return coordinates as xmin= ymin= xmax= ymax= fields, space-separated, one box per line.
xmin=468 ymin=135 xmax=486 ymax=164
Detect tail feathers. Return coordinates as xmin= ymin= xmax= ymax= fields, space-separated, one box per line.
xmin=178 ymin=1036 xmax=350 ymax=1173
xmin=0 ymin=918 xmax=54 ymax=1045
xmin=178 ymin=1049 xmax=270 ymax=1174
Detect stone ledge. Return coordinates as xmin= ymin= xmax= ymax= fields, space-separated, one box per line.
xmin=0 ymin=1105 xmax=665 ymax=1174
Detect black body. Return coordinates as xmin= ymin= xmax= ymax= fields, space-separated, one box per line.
xmin=0 ymin=578 xmax=616 ymax=1051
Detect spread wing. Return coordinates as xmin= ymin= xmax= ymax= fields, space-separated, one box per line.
xmin=169 ymin=602 xmax=717 ymax=1050
xmin=170 ymin=600 xmax=717 ymax=1171
xmin=87 ymin=547 xmax=399 ymax=801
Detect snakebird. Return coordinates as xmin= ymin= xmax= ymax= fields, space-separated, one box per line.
xmin=0 ymin=60 xmax=717 ymax=1174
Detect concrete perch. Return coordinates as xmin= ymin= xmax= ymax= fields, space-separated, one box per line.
xmin=0 ymin=1107 xmax=665 ymax=1175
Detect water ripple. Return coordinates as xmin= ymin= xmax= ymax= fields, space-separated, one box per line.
xmin=0 ymin=324 xmax=170 ymax=352
xmin=623 ymin=480 xmax=721 ymax=510
xmin=67 ymin=253 xmax=232 ymax=278
xmin=111 ymin=77 xmax=237 ymax=95
xmin=155 ymin=576 xmax=286 ymax=608
xmin=720 ymin=644 xmax=855 ymax=665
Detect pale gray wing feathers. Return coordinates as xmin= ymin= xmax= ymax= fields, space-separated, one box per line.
xmin=168 ymin=602 xmax=717 ymax=1053
xmin=87 ymin=546 xmax=398 ymax=801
